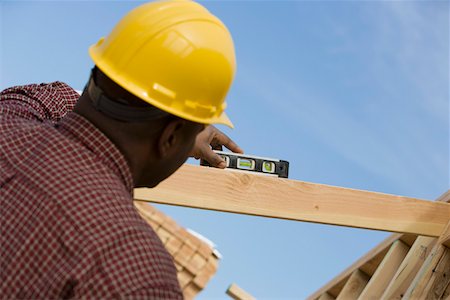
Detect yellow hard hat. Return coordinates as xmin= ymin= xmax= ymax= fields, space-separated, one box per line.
xmin=89 ymin=0 xmax=236 ymax=127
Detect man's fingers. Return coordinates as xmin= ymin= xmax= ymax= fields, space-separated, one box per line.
xmin=190 ymin=125 xmax=241 ymax=168
xmin=211 ymin=142 xmax=223 ymax=151
xmin=214 ymin=131 xmax=244 ymax=154
xmin=202 ymin=147 xmax=227 ymax=168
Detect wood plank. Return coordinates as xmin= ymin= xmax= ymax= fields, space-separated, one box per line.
xmin=436 ymin=190 xmax=450 ymax=203
xmin=318 ymin=292 xmax=335 ymax=300
xmin=336 ymin=269 xmax=370 ymax=300
xmin=308 ymin=234 xmax=399 ymax=299
xmin=438 ymin=221 xmax=450 ymax=248
xmin=226 ymin=283 xmax=255 ymax=300
xmin=358 ymin=240 xmax=410 ymax=300
xmin=380 ymin=236 xmax=437 ymax=300
xmin=134 ymin=165 xmax=450 ymax=237
xmin=400 ymin=234 xmax=418 ymax=247
xmin=326 ymin=275 xmax=350 ymax=299
xmin=405 ymin=247 xmax=450 ymax=300
xmin=444 ymin=280 xmax=450 ymax=300
xmin=183 ymin=283 xmax=202 ymax=300
xmin=359 ymin=248 xmax=392 ymax=278
xmin=193 ymin=258 xmax=218 ymax=289
xmin=404 ymin=220 xmax=450 ymax=300
xmin=442 ymin=227 xmax=450 ymax=248
xmin=308 ymin=190 xmax=449 ymax=300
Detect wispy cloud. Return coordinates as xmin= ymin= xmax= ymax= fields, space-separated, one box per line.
xmin=240 ymin=65 xmax=446 ymax=194
xmin=370 ymin=1 xmax=449 ymax=126
xmin=237 ymin=2 xmax=448 ymax=194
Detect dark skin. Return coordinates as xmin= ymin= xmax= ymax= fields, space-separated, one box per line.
xmin=73 ymin=69 xmax=243 ymax=188
xmin=190 ymin=125 xmax=243 ymax=168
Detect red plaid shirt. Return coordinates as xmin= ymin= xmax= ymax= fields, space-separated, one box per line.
xmin=0 ymin=82 xmax=182 ymax=299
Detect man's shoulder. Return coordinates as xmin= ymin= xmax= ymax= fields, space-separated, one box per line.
xmin=0 ymin=81 xmax=79 ymax=104
xmin=0 ymin=116 xmax=56 ymax=168
xmin=0 ymin=81 xmax=80 ymax=122
xmin=0 ymin=118 xmax=126 ymax=200
xmin=6 ymin=130 xmax=140 ymax=243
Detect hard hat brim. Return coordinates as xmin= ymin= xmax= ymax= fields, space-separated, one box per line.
xmin=214 ymin=111 xmax=234 ymax=129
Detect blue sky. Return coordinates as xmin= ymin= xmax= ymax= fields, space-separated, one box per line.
xmin=1 ymin=1 xmax=449 ymax=299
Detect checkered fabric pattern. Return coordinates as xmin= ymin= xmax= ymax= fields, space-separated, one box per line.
xmin=134 ymin=202 xmax=220 ymax=300
xmin=0 ymin=82 xmax=182 ymax=299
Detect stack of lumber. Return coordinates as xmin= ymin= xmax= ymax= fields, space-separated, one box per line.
xmin=134 ymin=201 xmax=219 ymax=299
xmin=308 ymin=190 xmax=450 ymax=300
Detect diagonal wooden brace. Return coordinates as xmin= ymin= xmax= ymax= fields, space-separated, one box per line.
xmin=134 ymin=164 xmax=450 ymax=237
xmin=403 ymin=220 xmax=450 ymax=299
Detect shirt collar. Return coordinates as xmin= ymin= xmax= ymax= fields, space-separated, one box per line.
xmin=57 ymin=112 xmax=134 ymax=194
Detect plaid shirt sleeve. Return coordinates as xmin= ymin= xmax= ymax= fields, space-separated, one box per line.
xmin=0 ymin=81 xmax=79 ymax=123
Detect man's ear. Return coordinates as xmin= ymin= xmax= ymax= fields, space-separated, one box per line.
xmin=157 ymin=118 xmax=186 ymax=158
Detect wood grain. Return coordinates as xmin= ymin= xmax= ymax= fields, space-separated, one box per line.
xmin=358 ymin=240 xmax=410 ymax=300
xmin=134 ymin=165 xmax=450 ymax=237
xmin=442 ymin=227 xmax=450 ymax=248
xmin=404 ymin=220 xmax=450 ymax=300
xmin=308 ymin=190 xmax=449 ymax=300
xmin=226 ymin=283 xmax=255 ymax=300
xmin=380 ymin=236 xmax=437 ymax=300
xmin=336 ymin=270 xmax=369 ymax=300
xmin=318 ymin=292 xmax=335 ymax=300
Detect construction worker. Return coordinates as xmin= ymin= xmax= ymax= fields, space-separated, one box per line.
xmin=0 ymin=1 xmax=241 ymax=298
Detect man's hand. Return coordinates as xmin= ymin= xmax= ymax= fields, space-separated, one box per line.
xmin=190 ymin=125 xmax=243 ymax=169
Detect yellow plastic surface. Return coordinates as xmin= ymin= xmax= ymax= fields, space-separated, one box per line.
xmin=89 ymin=0 xmax=236 ymax=127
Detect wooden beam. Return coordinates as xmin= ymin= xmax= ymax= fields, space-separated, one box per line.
xmin=436 ymin=190 xmax=450 ymax=251
xmin=442 ymin=228 xmax=450 ymax=248
xmin=226 ymin=283 xmax=255 ymax=300
xmin=406 ymin=247 xmax=450 ymax=300
xmin=134 ymin=165 xmax=450 ymax=237
xmin=307 ymin=234 xmax=419 ymax=300
xmin=445 ymin=282 xmax=450 ymax=300
xmin=380 ymin=236 xmax=437 ymax=300
xmin=437 ymin=190 xmax=450 ymax=203
xmin=318 ymin=292 xmax=335 ymax=300
xmin=308 ymin=190 xmax=449 ymax=300
xmin=358 ymin=240 xmax=410 ymax=300
xmin=335 ymin=270 xmax=369 ymax=300
xmin=404 ymin=220 xmax=450 ymax=299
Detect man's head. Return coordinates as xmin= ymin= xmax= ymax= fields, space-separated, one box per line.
xmin=74 ymin=0 xmax=236 ymax=187
xmin=74 ymin=67 xmax=204 ymax=188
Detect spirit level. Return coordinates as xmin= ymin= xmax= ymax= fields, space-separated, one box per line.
xmin=200 ymin=150 xmax=289 ymax=178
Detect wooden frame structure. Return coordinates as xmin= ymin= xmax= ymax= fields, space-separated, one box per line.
xmin=133 ymin=201 xmax=220 ymax=299
xmin=307 ymin=191 xmax=450 ymax=300
xmin=134 ymin=164 xmax=450 ymax=299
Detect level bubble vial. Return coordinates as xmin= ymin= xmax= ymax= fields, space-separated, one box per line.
xmin=237 ymin=158 xmax=255 ymax=170
xmin=262 ymin=161 xmax=275 ymax=173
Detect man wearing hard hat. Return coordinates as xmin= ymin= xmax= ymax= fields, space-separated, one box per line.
xmin=0 ymin=1 xmax=241 ymax=298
